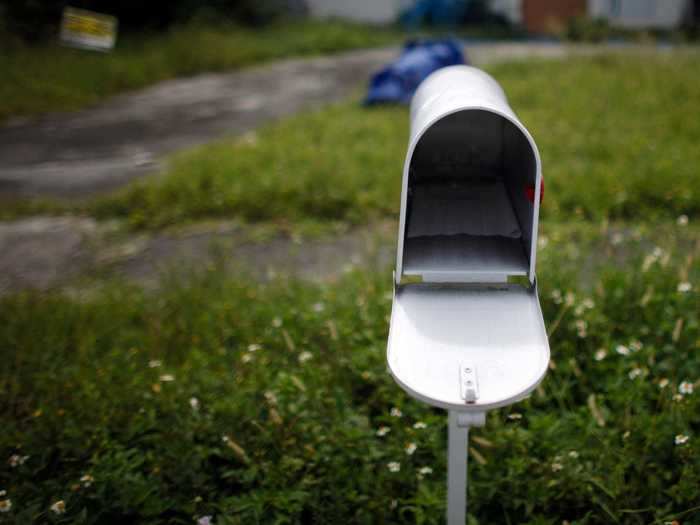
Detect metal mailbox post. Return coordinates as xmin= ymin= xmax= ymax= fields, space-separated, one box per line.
xmin=386 ymin=65 xmax=550 ymax=524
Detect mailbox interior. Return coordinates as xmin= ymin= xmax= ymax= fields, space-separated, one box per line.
xmin=401 ymin=109 xmax=538 ymax=283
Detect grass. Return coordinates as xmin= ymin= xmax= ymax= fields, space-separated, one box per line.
xmin=89 ymin=53 xmax=700 ymax=230
xmin=2 ymin=54 xmax=700 ymax=523
xmin=0 ymin=228 xmax=698 ymax=524
xmin=0 ymin=20 xmax=400 ymax=122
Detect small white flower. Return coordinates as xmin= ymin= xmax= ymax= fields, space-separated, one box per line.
xmin=264 ymin=391 xmax=278 ymax=404
xmin=0 ymin=498 xmax=11 ymax=513
xmin=678 ymin=282 xmax=692 ymax=293
xmin=582 ymin=298 xmax=595 ymax=310
xmin=189 ymin=397 xmax=200 ymax=411
xmin=387 ymin=461 xmax=401 ymax=473
xmin=272 ymin=317 xmax=282 ymax=328
xmin=405 ymin=443 xmax=417 ymax=456
xmin=390 ymin=407 xmax=403 ymax=418
xmin=413 ymin=421 xmax=427 ymax=429
xmin=508 ymin=413 xmax=523 ymax=420
xmin=313 ymin=302 xmax=325 ymax=313
xmin=418 ymin=466 xmax=433 ymax=476
xmin=298 ymin=351 xmax=312 ymax=364
xmin=629 ymin=340 xmax=643 ymax=352
xmin=247 ymin=344 xmax=261 ymax=352
xmin=628 ymin=368 xmax=643 ymax=380
xmin=673 ymin=393 xmax=684 ymax=402
xmin=575 ymin=319 xmax=587 ymax=338
xmin=551 ymin=462 xmax=563 ymax=472
xmin=159 ymin=374 xmax=175 ymax=382
xmin=658 ymin=378 xmax=669 ymax=389
xmin=568 ymin=451 xmax=579 ymax=459
xmin=221 ymin=435 xmax=229 ymax=443
xmin=7 ymin=455 xmax=28 ymax=468
xmin=642 ymin=247 xmax=665 ymax=271
xmin=376 ymin=426 xmax=390 ymax=437
xmin=677 ymin=214 xmax=689 ymax=226
xmin=197 ymin=516 xmax=213 ymax=525
xmin=551 ymin=289 xmax=562 ymax=304
xmin=80 ymin=474 xmax=94 ymax=488
xmin=675 ymin=434 xmax=689 ymax=446
xmin=616 ymin=345 xmax=630 ymax=356
xmin=50 ymin=500 xmax=66 ymax=515
xmin=594 ymin=349 xmax=607 ymax=361
xmin=564 ymin=292 xmax=575 ymax=307
xmin=148 ymin=360 xmax=162 ymax=368
xmin=622 ymin=430 xmax=630 ymax=440
xmin=241 ymin=354 xmax=253 ymax=363
xmin=679 ymin=381 xmax=694 ymax=395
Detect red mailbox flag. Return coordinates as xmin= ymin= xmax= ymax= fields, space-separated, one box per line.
xmin=525 ymin=178 xmax=544 ymax=204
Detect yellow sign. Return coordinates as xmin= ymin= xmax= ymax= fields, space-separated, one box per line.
xmin=60 ymin=7 xmax=118 ymax=51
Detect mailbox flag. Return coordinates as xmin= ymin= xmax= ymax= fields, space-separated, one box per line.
xmin=526 ymin=179 xmax=545 ymax=204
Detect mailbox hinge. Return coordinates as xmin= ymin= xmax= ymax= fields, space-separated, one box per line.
xmin=459 ymin=364 xmax=479 ymax=404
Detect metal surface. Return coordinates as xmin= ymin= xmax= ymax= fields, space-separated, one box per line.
xmin=388 ymin=64 xmax=549 ymax=411
xmin=395 ymin=65 xmax=542 ymax=285
xmin=447 ymin=411 xmax=486 ymax=525
xmin=387 ymin=283 xmax=549 ymax=411
xmin=402 ymin=234 xmax=528 ymax=283
xmin=448 ymin=412 xmax=469 ymax=525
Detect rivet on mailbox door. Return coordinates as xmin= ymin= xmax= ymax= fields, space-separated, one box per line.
xmin=386 ymin=65 xmax=550 ymax=524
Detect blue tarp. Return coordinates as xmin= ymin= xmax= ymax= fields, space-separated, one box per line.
xmin=364 ymin=40 xmax=467 ymax=106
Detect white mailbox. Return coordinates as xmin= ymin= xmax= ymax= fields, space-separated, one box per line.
xmin=386 ymin=65 xmax=549 ymax=524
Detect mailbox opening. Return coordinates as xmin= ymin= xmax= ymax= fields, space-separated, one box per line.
xmin=402 ymin=108 xmax=537 ymax=283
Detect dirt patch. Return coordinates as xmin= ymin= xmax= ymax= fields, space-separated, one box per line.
xmin=0 ymin=217 xmax=98 ymax=293
xmin=0 ymin=218 xmax=395 ymax=293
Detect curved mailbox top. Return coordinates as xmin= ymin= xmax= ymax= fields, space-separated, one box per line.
xmin=396 ymin=65 xmax=543 ymax=286
xmin=388 ymin=65 xmax=549 ymax=411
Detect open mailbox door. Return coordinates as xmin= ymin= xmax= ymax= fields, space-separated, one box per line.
xmin=387 ymin=65 xmax=549 ymax=412
xmin=388 ymin=283 xmax=549 ymax=410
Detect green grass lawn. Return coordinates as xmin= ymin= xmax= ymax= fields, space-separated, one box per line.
xmin=90 ymin=53 xmax=700 ymax=230
xmin=2 ymin=54 xmax=700 ymax=524
xmin=0 ymin=20 xmax=400 ymax=122
xmin=0 ymin=228 xmax=698 ymax=524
